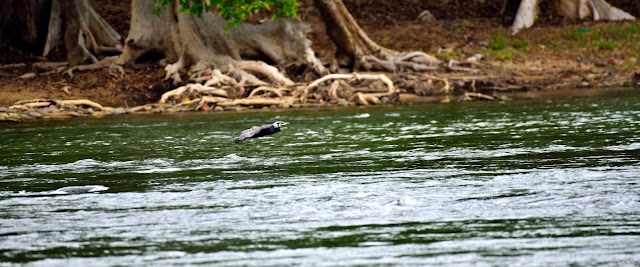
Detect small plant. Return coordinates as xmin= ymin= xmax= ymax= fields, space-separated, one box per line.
xmin=512 ymin=39 xmax=529 ymax=49
xmin=488 ymin=30 xmax=509 ymax=51
xmin=604 ymin=25 xmax=628 ymax=40
xmin=440 ymin=51 xmax=452 ymax=62
xmin=597 ymin=40 xmax=617 ymax=50
xmin=495 ymin=48 xmax=514 ymax=60
xmin=564 ymin=29 xmax=584 ymax=41
xmin=628 ymin=23 xmax=640 ymax=34
xmin=490 ymin=36 xmax=507 ymax=50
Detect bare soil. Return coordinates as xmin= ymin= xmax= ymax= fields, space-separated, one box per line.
xmin=1 ymin=0 xmax=639 ymax=108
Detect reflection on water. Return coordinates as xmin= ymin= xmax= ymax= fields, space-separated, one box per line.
xmin=1 ymin=90 xmax=639 ymax=265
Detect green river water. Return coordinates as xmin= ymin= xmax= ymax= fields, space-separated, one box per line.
xmin=1 ymin=89 xmax=639 ymax=266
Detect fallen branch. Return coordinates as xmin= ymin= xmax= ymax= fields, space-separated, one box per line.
xmin=0 ymin=63 xmax=27 ymax=70
xmin=248 ymin=86 xmax=284 ymax=98
xmin=306 ymin=73 xmax=394 ymax=95
xmin=56 ymin=99 xmax=105 ymax=110
xmin=464 ymin=92 xmax=495 ymax=101
xmin=65 ymin=56 xmax=119 ymax=79
xmin=159 ymin=83 xmax=230 ymax=104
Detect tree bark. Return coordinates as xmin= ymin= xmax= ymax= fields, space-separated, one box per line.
xmin=511 ymin=0 xmax=635 ymax=35
xmin=511 ymin=0 xmax=538 ymax=36
xmin=116 ymin=0 xmax=324 ymax=84
xmin=312 ymin=0 xmax=440 ymax=72
xmin=554 ymin=0 xmax=635 ymax=21
xmin=14 ymin=0 xmax=39 ymax=45
xmin=312 ymin=0 xmax=396 ymax=68
xmin=60 ymin=0 xmax=83 ymax=65
xmin=43 ymin=0 xmax=122 ymax=65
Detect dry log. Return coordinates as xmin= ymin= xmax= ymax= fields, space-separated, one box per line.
xmin=20 ymin=73 xmax=37 ymax=79
xmin=56 ymin=99 xmax=104 ymax=110
xmin=465 ymin=92 xmax=495 ymax=101
xmin=218 ymin=98 xmax=291 ymax=107
xmin=33 ymin=62 xmax=68 ymax=72
xmin=159 ymin=83 xmax=230 ymax=104
xmin=248 ymin=86 xmax=284 ymax=98
xmin=396 ymin=51 xmax=442 ymax=65
xmin=198 ymin=96 xmax=292 ymax=108
xmin=0 ymin=63 xmax=27 ymax=70
xmin=13 ymin=99 xmax=53 ymax=105
xmin=65 ymin=56 xmax=119 ymax=78
xmin=306 ymin=73 xmax=394 ymax=96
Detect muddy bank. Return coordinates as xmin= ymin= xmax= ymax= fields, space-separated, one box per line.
xmin=1 ymin=0 xmax=639 ymax=122
xmin=3 ymin=84 xmax=638 ymax=123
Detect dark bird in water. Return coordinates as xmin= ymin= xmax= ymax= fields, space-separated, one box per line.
xmin=230 ymin=121 xmax=289 ymax=143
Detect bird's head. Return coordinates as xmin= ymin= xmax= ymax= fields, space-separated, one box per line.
xmin=272 ymin=121 xmax=289 ymax=129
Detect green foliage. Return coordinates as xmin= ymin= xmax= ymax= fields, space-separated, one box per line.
xmin=153 ymin=0 xmax=299 ymax=31
xmin=512 ymin=39 xmax=529 ymax=49
xmin=604 ymin=26 xmax=623 ymax=39
xmin=628 ymin=23 xmax=640 ymax=34
xmin=495 ymin=48 xmax=514 ymax=60
xmin=489 ymin=34 xmax=507 ymax=51
xmin=559 ymin=24 xmax=639 ymax=51
xmin=564 ymin=28 xmax=585 ymax=41
xmin=597 ymin=40 xmax=617 ymax=50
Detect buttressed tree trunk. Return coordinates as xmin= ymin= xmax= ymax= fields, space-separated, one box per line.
xmin=312 ymin=0 xmax=394 ymax=67
xmin=0 ymin=0 xmax=49 ymax=49
xmin=511 ymin=0 xmax=635 ymax=35
xmin=43 ymin=0 xmax=122 ymax=65
xmin=312 ymin=0 xmax=441 ymax=72
xmin=60 ymin=0 xmax=83 ymax=65
xmin=116 ymin=0 xmax=326 ymax=85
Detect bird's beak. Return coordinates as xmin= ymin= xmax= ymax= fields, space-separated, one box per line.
xmin=282 ymin=122 xmax=289 ymax=126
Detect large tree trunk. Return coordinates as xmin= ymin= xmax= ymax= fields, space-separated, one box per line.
xmin=312 ymin=0 xmax=395 ymax=68
xmin=0 ymin=0 xmax=49 ymax=49
xmin=15 ymin=0 xmax=40 ymax=45
xmin=313 ymin=0 xmax=440 ymax=72
xmin=60 ymin=0 xmax=83 ymax=65
xmin=511 ymin=0 xmax=635 ymax=35
xmin=43 ymin=0 xmax=122 ymax=65
xmin=116 ymin=0 xmax=326 ymax=85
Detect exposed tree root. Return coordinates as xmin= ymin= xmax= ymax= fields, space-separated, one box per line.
xmin=44 ymin=0 xmax=122 ymax=64
xmin=64 ymin=56 xmax=122 ymax=79
xmin=511 ymin=0 xmax=635 ymax=35
xmin=153 ymin=70 xmax=401 ymax=112
xmin=9 ymin=99 xmax=104 ymax=111
xmin=248 ymin=87 xmax=284 ymax=98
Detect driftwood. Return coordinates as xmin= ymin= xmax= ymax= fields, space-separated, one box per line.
xmin=301 ymin=73 xmax=396 ymax=103
xmin=65 ymin=56 xmax=122 ymax=79
xmin=0 ymin=63 xmax=27 ymax=70
xmin=56 ymin=99 xmax=104 ymax=110
xmin=248 ymin=86 xmax=284 ymax=98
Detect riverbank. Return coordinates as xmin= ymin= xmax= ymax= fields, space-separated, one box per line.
xmin=2 ymin=86 xmax=638 ymax=122
xmin=1 ymin=0 xmax=639 ymax=122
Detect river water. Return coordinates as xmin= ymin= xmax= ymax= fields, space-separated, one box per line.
xmin=1 ymin=90 xmax=639 ymax=266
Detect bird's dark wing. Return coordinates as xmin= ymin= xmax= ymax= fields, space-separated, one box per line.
xmin=252 ymin=124 xmax=278 ymax=138
xmin=230 ymin=126 xmax=262 ymax=143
